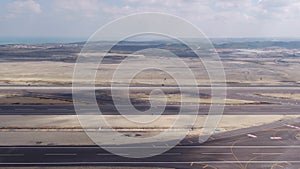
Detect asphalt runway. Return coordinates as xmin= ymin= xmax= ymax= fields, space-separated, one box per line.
xmin=0 ymin=104 xmax=299 ymax=115
xmin=0 ymin=118 xmax=300 ymax=169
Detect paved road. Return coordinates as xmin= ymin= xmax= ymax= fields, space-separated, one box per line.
xmin=0 ymin=118 xmax=300 ymax=169
xmin=0 ymin=104 xmax=299 ymax=115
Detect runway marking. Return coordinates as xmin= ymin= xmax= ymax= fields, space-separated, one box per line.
xmin=286 ymin=124 xmax=300 ymax=129
xmin=247 ymin=134 xmax=257 ymax=138
xmin=44 ymin=153 xmax=77 ymax=156
xmin=0 ymin=154 xmax=24 ymax=157
xmin=270 ymin=137 xmax=282 ymax=140
xmin=252 ymin=153 xmax=283 ymax=155
xmin=201 ymin=153 xmax=232 ymax=155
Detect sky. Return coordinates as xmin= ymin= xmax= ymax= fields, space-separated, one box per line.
xmin=0 ymin=0 xmax=300 ymax=39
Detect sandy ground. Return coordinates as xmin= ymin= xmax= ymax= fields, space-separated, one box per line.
xmin=0 ymin=54 xmax=299 ymax=86
xmin=0 ymin=96 xmax=72 ymax=104
xmin=256 ymin=93 xmax=300 ymax=100
xmin=0 ymin=115 xmax=298 ymax=145
xmin=0 ymin=61 xmax=74 ymax=85
xmin=0 ymin=115 xmax=293 ymax=130
xmin=0 ymin=52 xmax=299 ymax=146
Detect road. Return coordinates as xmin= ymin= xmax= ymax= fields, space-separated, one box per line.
xmin=0 ymin=117 xmax=300 ymax=169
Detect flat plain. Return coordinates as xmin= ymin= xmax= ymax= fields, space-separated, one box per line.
xmin=0 ymin=40 xmax=300 ymax=168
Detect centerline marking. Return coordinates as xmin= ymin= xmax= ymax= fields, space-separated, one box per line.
xmin=201 ymin=153 xmax=232 ymax=155
xmin=44 ymin=153 xmax=77 ymax=156
xmin=252 ymin=153 xmax=283 ymax=155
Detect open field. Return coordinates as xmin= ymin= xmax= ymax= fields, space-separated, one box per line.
xmin=0 ymin=42 xmax=300 ymax=87
xmin=0 ymin=41 xmax=300 ymax=168
xmin=0 ymin=57 xmax=300 ymax=86
xmin=1 ymin=41 xmax=300 ymax=146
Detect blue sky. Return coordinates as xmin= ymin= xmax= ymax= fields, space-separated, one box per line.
xmin=0 ymin=0 xmax=300 ymax=39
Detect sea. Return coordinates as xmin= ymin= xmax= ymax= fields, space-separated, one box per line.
xmin=0 ymin=37 xmax=86 ymax=45
xmin=1 ymin=37 xmax=300 ymax=45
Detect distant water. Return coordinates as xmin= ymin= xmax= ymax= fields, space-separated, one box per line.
xmin=0 ymin=37 xmax=86 ymax=45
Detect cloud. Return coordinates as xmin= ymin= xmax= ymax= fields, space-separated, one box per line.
xmin=257 ymin=0 xmax=300 ymax=19
xmin=54 ymin=0 xmax=101 ymax=17
xmin=1 ymin=0 xmax=300 ymax=38
xmin=7 ymin=0 xmax=41 ymax=16
xmin=98 ymin=0 xmax=300 ymax=37
xmin=101 ymin=0 xmax=210 ymax=20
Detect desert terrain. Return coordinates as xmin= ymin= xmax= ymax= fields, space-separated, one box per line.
xmin=0 ymin=40 xmax=300 ymax=146
xmin=0 ymin=39 xmax=299 ymax=168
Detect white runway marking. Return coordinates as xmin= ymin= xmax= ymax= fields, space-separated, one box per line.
xmin=252 ymin=153 xmax=283 ymax=155
xmin=286 ymin=124 xmax=300 ymax=129
xmin=201 ymin=153 xmax=232 ymax=155
xmin=44 ymin=153 xmax=77 ymax=156
xmin=270 ymin=137 xmax=282 ymax=140
xmin=247 ymin=134 xmax=257 ymax=138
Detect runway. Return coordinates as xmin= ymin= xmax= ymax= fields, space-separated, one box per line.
xmin=0 ymin=118 xmax=300 ymax=168
xmin=0 ymin=104 xmax=299 ymax=115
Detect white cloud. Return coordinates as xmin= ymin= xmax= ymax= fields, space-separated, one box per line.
xmin=1 ymin=0 xmax=300 ymax=37
xmin=7 ymin=0 xmax=41 ymax=16
xmin=255 ymin=0 xmax=300 ymax=19
xmin=104 ymin=0 xmax=300 ymax=37
xmin=101 ymin=0 xmax=210 ymax=20
xmin=54 ymin=0 xmax=100 ymax=17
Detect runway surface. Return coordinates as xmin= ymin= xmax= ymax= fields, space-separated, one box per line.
xmin=0 ymin=104 xmax=299 ymax=115
xmin=0 ymin=117 xmax=300 ymax=168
